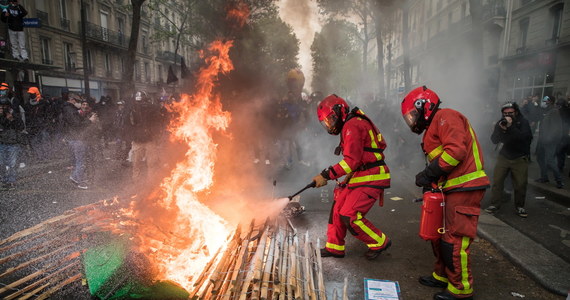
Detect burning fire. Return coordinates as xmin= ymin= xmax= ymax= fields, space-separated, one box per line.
xmin=119 ymin=39 xmax=237 ymax=292
xmin=113 ymin=2 xmax=251 ymax=293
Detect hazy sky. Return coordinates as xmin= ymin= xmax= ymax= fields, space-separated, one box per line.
xmin=277 ymin=0 xmax=322 ymax=90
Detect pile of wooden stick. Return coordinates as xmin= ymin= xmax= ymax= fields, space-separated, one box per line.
xmin=0 ymin=198 xmax=352 ymax=299
xmin=188 ymin=218 xmax=329 ymax=300
xmin=0 ymin=199 xmax=119 ymax=299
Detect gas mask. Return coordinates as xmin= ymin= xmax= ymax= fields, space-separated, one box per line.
xmin=0 ymin=90 xmax=7 ymax=97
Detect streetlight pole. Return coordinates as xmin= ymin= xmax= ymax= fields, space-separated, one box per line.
xmin=80 ymin=0 xmax=90 ymax=97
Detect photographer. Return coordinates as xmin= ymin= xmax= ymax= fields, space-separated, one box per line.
xmin=0 ymin=95 xmax=25 ymax=190
xmin=485 ymin=102 xmax=532 ymax=217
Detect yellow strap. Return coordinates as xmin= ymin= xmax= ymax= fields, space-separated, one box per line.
xmin=339 ymin=159 xmax=352 ymax=173
xmin=349 ymin=166 xmax=390 ymax=184
xmin=469 ymin=126 xmax=483 ymax=171
xmin=427 ymin=145 xmax=443 ymax=161
xmin=441 ymin=151 xmax=460 ymax=166
xmin=354 ymin=212 xmax=386 ymax=247
xmin=441 ymin=170 xmax=487 ymax=189
xmin=368 ymin=130 xmax=383 ymax=161
xmin=325 ymin=242 xmax=345 ymax=251
xmin=433 ymin=272 xmax=449 ymax=283
xmin=447 ymin=237 xmax=474 ymax=295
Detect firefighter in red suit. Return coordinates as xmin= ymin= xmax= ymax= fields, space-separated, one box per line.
xmin=401 ymin=86 xmax=490 ymax=300
xmin=312 ymin=94 xmax=392 ymax=260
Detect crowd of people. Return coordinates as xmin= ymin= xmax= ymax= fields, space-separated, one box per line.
xmin=0 ymin=84 xmax=172 ymax=190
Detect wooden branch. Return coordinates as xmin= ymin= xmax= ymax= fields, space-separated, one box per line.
xmin=34 ymin=273 xmax=82 ymax=300
xmin=0 ymin=245 xmax=77 ymax=279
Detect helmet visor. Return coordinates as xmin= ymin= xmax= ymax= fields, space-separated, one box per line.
xmin=320 ymin=113 xmax=339 ymax=135
xmin=403 ymin=109 xmax=419 ymax=130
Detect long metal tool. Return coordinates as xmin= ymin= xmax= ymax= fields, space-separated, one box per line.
xmin=287 ymin=181 xmax=316 ymax=201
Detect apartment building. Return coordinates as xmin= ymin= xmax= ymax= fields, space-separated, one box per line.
xmin=0 ymin=0 xmax=189 ymax=101
xmin=385 ymin=0 xmax=569 ymax=106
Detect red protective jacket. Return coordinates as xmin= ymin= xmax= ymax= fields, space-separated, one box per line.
xmin=323 ymin=110 xmax=390 ymax=189
xmin=422 ymin=108 xmax=490 ymax=192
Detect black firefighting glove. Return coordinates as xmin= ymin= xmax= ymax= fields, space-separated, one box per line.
xmin=415 ymin=158 xmax=448 ymax=188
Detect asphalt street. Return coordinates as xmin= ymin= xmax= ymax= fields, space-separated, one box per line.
xmin=0 ymin=154 xmax=568 ymax=299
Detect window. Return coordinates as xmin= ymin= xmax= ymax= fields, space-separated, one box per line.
xmin=512 ymin=70 xmax=555 ymax=100
xmin=550 ymin=4 xmax=564 ymax=41
xmin=59 ymin=0 xmax=69 ymax=31
xmin=142 ymin=31 xmax=148 ymax=54
xmin=86 ymin=50 xmax=93 ymax=74
xmin=100 ymin=11 xmax=109 ymax=41
xmin=105 ymin=53 xmax=112 ymax=75
xmin=40 ymin=37 xmax=51 ymax=65
xmin=63 ymin=42 xmax=73 ymax=70
xmin=519 ymin=18 xmax=529 ymax=49
xmin=144 ymin=62 xmax=150 ymax=82
xmin=158 ymin=65 xmax=163 ymax=82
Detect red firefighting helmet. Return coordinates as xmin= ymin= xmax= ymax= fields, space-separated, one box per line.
xmin=317 ymin=94 xmax=350 ymax=135
xmin=401 ymin=86 xmax=441 ymax=134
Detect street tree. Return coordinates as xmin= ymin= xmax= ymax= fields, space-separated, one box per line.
xmin=311 ymin=19 xmax=362 ymax=97
xmin=122 ymin=0 xmax=147 ymax=98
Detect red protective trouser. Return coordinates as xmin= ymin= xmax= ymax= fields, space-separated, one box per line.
xmin=325 ymin=185 xmax=389 ymax=255
xmin=430 ymin=189 xmax=485 ymax=298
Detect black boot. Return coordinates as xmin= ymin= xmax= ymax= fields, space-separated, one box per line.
xmin=434 ymin=290 xmax=473 ymax=300
xmin=419 ymin=275 xmax=447 ymax=288
xmin=364 ymin=240 xmax=392 ymax=260
xmin=320 ymin=248 xmax=344 ymax=258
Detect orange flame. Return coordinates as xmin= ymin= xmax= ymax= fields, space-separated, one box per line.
xmin=120 ymin=40 xmax=238 ymax=291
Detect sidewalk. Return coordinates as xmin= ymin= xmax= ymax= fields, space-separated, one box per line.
xmin=477 ymin=158 xmax=570 ymax=296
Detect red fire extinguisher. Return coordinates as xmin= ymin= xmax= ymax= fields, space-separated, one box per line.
xmin=419 ymin=189 xmax=445 ymax=241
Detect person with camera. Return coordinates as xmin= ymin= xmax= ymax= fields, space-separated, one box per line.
xmin=484 ymin=102 xmax=532 ymax=217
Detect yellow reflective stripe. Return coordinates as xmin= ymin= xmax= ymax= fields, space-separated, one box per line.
xmin=354 ymin=212 xmax=386 ymax=247
xmin=432 ymin=272 xmax=448 ymax=283
xmin=469 ymin=126 xmax=483 ymax=171
xmin=377 ymin=133 xmax=383 ymax=142
xmin=339 ymin=160 xmax=352 ymax=173
xmin=428 ymin=145 xmax=443 ymax=161
xmin=349 ymin=166 xmax=391 ymax=184
xmin=441 ymin=151 xmax=460 ymax=166
xmin=441 ymin=170 xmax=487 ymax=189
xmin=325 ymin=242 xmax=345 ymax=251
xmin=447 ymin=237 xmax=473 ymax=295
xmin=368 ymin=130 xmax=383 ymax=161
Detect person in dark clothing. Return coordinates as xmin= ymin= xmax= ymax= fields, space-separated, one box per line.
xmin=484 ymin=102 xmax=533 ymax=217
xmin=0 ymin=94 xmax=25 ymax=190
xmin=62 ymin=93 xmax=98 ymax=189
xmin=535 ymin=96 xmax=564 ymax=188
xmin=112 ymin=100 xmax=131 ymax=162
xmin=555 ymin=96 xmax=570 ymax=174
xmin=0 ymin=0 xmax=28 ymax=61
xmin=24 ymin=87 xmax=50 ymax=161
xmin=129 ymin=91 xmax=164 ymax=182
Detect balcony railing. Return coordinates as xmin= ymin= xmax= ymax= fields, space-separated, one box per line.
xmin=37 ymin=10 xmax=49 ymax=26
xmin=60 ymin=18 xmax=70 ymax=31
xmin=84 ymin=21 xmax=129 ymax=48
xmin=42 ymin=58 xmax=53 ymax=65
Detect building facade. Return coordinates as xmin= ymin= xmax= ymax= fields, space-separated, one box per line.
xmin=0 ymin=0 xmax=190 ymax=101
xmin=385 ymin=0 xmax=569 ymax=107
